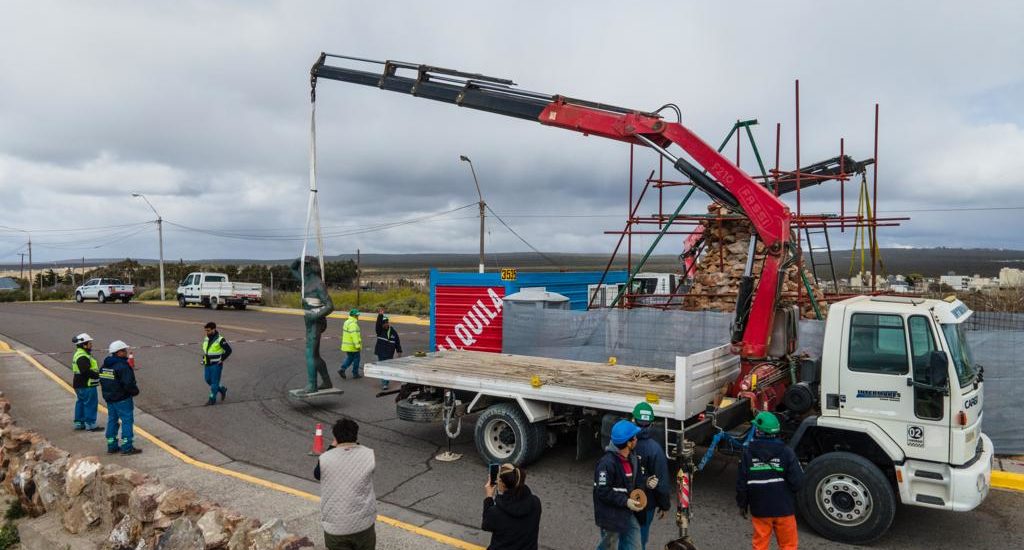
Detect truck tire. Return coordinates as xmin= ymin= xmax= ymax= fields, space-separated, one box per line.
xmin=97 ymin=292 xmax=106 ymax=304
xmin=236 ymin=303 xmax=247 ymax=311
xmin=75 ymin=292 xmax=84 ymax=303
xmin=396 ymin=397 xmax=443 ymax=423
xmin=211 ymin=297 xmax=223 ymax=310
xmin=474 ymin=402 xmax=545 ymax=466
xmin=797 ymin=452 xmax=895 ymax=545
xmin=121 ymin=297 xmax=130 ymax=304
xmin=178 ymin=295 xmax=187 ymax=308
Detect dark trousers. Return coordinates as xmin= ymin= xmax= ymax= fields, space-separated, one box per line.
xmin=325 ymin=524 xmax=375 ymax=550
xmin=204 ymin=363 xmax=224 ymax=398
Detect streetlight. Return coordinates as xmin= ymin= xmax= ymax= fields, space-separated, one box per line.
xmin=132 ymin=193 xmax=165 ymax=301
xmin=460 ymin=155 xmax=485 ymax=274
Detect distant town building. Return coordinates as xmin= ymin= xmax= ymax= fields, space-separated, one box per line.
xmin=999 ymin=267 xmax=1024 ymax=288
xmin=939 ymin=273 xmax=971 ymax=291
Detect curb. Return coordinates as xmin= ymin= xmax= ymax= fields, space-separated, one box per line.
xmin=992 ymin=471 xmax=1024 ymax=492
xmin=140 ymin=300 xmax=430 ymax=326
xmin=0 ymin=336 xmax=483 ymax=550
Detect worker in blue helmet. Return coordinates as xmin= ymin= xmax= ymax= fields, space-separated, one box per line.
xmin=593 ymin=419 xmax=644 ymax=550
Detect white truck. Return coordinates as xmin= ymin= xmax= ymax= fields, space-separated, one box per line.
xmin=75 ymin=278 xmax=135 ymax=303
xmin=366 ymin=295 xmax=991 ymax=544
xmin=176 ymin=272 xmax=262 ymax=310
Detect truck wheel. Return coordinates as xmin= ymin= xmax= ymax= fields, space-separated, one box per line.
xmin=121 ymin=297 xmax=130 ymax=304
xmin=211 ymin=297 xmax=223 ymax=310
xmin=178 ymin=295 xmax=187 ymax=308
xmin=474 ymin=402 xmax=544 ymax=465
xmin=97 ymin=292 xmax=106 ymax=304
xmin=75 ymin=292 xmax=84 ymax=303
xmin=236 ymin=303 xmax=247 ymax=311
xmin=797 ymin=452 xmax=895 ymax=545
xmin=396 ymin=397 xmax=443 ymax=422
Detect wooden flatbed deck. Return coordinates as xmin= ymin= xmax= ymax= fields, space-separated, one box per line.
xmin=365 ymin=349 xmax=684 ymax=417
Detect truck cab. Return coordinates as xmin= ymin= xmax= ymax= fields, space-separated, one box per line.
xmin=792 ymin=295 xmax=991 ymax=543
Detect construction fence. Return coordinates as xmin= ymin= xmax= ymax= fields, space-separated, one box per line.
xmin=502 ymin=307 xmax=1022 ymax=454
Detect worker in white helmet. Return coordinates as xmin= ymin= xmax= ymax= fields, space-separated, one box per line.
xmin=99 ymin=340 xmax=142 ymax=455
xmin=70 ymin=333 xmax=103 ymax=432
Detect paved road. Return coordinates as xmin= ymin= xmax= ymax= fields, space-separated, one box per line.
xmin=1 ymin=301 xmax=1022 ymax=550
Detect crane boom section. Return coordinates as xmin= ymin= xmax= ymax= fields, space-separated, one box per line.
xmin=311 ymin=54 xmax=792 ymax=359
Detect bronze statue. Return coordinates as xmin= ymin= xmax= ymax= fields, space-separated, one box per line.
xmin=291 ymin=257 xmax=334 ymax=394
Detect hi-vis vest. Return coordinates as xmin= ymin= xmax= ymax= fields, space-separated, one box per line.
xmin=341 ymin=317 xmax=362 ymax=352
xmin=72 ymin=348 xmax=99 ymax=387
xmin=202 ymin=335 xmax=226 ymax=365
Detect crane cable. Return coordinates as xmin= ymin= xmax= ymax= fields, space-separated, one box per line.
xmin=301 ymin=94 xmax=327 ymax=298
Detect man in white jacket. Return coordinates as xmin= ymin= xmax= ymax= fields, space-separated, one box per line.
xmin=314 ymin=418 xmax=377 ymax=549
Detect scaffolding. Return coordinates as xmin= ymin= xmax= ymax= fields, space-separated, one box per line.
xmin=588 ymin=81 xmax=909 ymax=313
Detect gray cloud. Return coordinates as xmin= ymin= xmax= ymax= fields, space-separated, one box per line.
xmin=1 ymin=0 xmax=1023 ymax=264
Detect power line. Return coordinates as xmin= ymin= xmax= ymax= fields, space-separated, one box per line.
xmin=485 ymin=204 xmax=561 ymax=268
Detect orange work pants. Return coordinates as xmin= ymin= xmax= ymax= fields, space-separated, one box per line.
xmin=751 ymin=515 xmax=798 ymax=550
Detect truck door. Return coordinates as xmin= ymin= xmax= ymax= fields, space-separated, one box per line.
xmin=840 ymin=312 xmax=949 ymax=462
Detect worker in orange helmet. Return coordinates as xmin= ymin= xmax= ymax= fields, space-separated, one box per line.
xmin=736 ymin=411 xmax=803 ymax=550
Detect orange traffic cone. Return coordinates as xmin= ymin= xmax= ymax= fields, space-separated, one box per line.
xmin=128 ymin=352 xmax=136 ymax=369
xmin=309 ymin=423 xmax=324 ymax=456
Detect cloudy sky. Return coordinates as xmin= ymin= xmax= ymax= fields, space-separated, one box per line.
xmin=1 ymin=1 xmax=1022 ymax=265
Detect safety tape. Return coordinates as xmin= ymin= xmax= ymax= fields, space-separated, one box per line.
xmin=20 ymin=335 xmax=344 ymax=359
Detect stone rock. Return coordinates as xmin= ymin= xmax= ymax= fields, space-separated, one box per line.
xmin=102 ymin=464 xmax=151 ymax=527
xmin=11 ymin=456 xmax=46 ymax=516
xmin=0 ymin=412 xmax=14 ymax=428
xmin=197 ymin=508 xmax=229 ymax=549
xmin=39 ymin=445 xmax=69 ymax=463
xmin=226 ymin=518 xmax=260 ymax=550
xmin=246 ymin=518 xmax=289 ymax=550
xmin=154 ymin=517 xmax=205 ymax=550
xmin=62 ymin=495 xmax=102 ymax=533
xmin=273 ymin=536 xmax=314 ymax=550
xmin=129 ymin=482 xmax=167 ymax=523
xmin=157 ymin=487 xmax=198 ymax=516
xmin=66 ymin=456 xmax=103 ymax=496
xmin=31 ymin=452 xmax=69 ymax=512
xmin=0 ymin=398 xmax=10 ymax=413
xmin=109 ymin=514 xmax=144 ymax=550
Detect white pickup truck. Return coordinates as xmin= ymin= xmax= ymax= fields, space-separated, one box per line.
xmin=75 ymin=278 xmax=135 ymax=303
xmin=176 ymin=272 xmax=262 ymax=310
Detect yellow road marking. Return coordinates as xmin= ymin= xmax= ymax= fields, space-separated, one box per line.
xmin=992 ymin=471 xmax=1024 ymax=492
xmin=3 ymin=339 xmax=481 ymax=550
xmin=49 ymin=307 xmax=266 ymax=333
xmin=0 ymin=340 xmax=10 ymax=352
xmin=142 ymin=301 xmax=430 ymax=326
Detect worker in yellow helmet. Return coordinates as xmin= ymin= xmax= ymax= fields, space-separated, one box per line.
xmin=338 ymin=309 xmax=363 ymax=379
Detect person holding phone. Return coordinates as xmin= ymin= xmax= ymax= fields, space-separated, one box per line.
xmin=482 ymin=463 xmax=542 ymax=550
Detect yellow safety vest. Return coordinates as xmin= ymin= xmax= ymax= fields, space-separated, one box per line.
xmin=341 ymin=317 xmax=362 ymax=352
xmin=202 ymin=335 xmax=226 ymax=365
xmin=72 ymin=348 xmax=99 ymax=387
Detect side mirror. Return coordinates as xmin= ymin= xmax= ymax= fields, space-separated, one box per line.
xmin=928 ymin=350 xmax=949 ymax=387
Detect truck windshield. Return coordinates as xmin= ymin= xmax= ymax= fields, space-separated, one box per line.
xmin=941 ymin=323 xmax=976 ymax=387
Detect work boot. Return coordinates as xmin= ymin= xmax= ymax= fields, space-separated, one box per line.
xmin=205 ymin=396 xmax=216 ymax=406
xmin=73 ymin=423 xmax=85 ymax=431
xmin=381 ymin=382 xmax=390 ymax=391
xmin=107 ymin=438 xmax=119 ymax=454
xmin=121 ymin=447 xmax=142 ymax=456
xmin=86 ymin=425 xmax=104 ymax=432
xmin=337 ymin=369 xmax=347 ymax=379
xmin=352 ymin=372 xmax=363 ymax=379
xmin=218 ymin=387 xmax=227 ymax=402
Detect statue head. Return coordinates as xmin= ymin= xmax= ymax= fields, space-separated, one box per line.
xmin=290 ymin=256 xmax=322 ymax=282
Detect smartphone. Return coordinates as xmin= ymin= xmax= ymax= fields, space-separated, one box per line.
xmin=488 ymin=463 xmax=500 ymax=485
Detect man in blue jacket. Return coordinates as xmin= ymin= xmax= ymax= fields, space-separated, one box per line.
xmin=736 ymin=411 xmax=803 ymax=550
xmin=594 ymin=419 xmax=644 ymax=550
xmin=99 ymin=340 xmax=142 ymax=455
xmin=632 ymin=402 xmax=671 ymax=549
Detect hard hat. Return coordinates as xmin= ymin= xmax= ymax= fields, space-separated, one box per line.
xmin=349 ymin=308 xmax=360 ymax=316
xmin=752 ymin=411 xmax=781 ymax=435
xmin=108 ymin=340 xmax=131 ymax=354
xmin=72 ymin=333 xmax=93 ymax=346
xmin=611 ymin=419 xmax=642 ymax=446
xmin=632 ymin=402 xmax=655 ymax=425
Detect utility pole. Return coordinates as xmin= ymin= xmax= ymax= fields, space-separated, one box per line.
xmin=132 ymin=193 xmax=166 ymax=301
xmin=27 ymin=236 xmax=32 ymax=302
xmin=356 ymin=249 xmax=361 ymax=307
xmin=18 ymin=253 xmax=25 ymax=279
xmin=460 ymin=155 xmax=486 ymax=273
xmin=269 ymin=270 xmax=274 ymax=306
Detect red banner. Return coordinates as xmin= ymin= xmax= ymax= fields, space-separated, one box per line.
xmin=434 ymin=285 xmax=505 ymax=353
